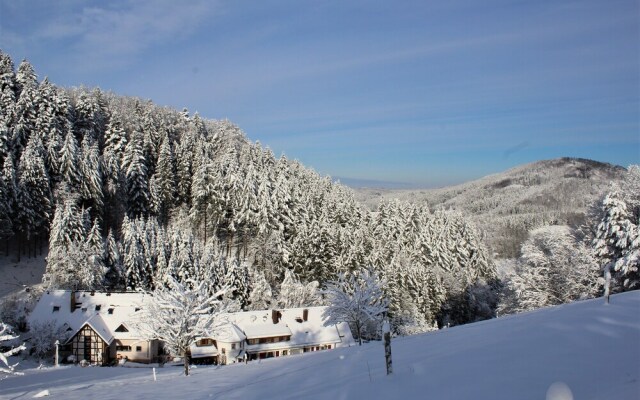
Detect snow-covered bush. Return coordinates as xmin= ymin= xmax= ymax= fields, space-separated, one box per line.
xmin=322 ymin=267 xmax=389 ymax=345
xmin=0 ymin=288 xmax=41 ymax=332
xmin=1 ymin=322 xmax=26 ymax=379
xmin=28 ymin=320 xmax=68 ymax=361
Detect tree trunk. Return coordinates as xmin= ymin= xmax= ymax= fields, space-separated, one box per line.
xmin=183 ymin=350 xmax=190 ymax=376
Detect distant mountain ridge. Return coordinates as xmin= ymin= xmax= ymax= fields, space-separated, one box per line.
xmin=355 ymin=157 xmax=626 ymax=259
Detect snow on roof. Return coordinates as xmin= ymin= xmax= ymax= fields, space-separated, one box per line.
xmin=190 ymin=343 xmax=219 ymax=358
xmin=28 ymin=290 xmax=149 ymax=342
xmin=227 ymin=307 xmax=355 ymax=348
xmin=82 ymin=315 xmax=115 ymax=345
xmin=214 ymin=323 xmax=247 ymax=343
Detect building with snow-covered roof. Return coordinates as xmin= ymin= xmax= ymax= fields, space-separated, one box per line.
xmin=190 ymin=306 xmax=355 ymax=365
xmin=28 ymin=290 xmax=164 ymax=365
xmin=29 ymin=291 xmax=354 ymax=367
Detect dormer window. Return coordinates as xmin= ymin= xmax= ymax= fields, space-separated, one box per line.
xmin=52 ymin=306 xmax=60 ymax=312
xmin=115 ymin=324 xmax=129 ymax=333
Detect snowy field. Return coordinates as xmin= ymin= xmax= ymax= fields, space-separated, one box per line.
xmin=2 ymin=292 xmax=639 ymax=400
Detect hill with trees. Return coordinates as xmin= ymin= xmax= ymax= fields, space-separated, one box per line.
xmin=1 ymin=50 xmax=637 ymax=340
xmin=355 ymin=158 xmax=626 ymax=259
xmin=0 ymin=51 xmax=497 ymax=334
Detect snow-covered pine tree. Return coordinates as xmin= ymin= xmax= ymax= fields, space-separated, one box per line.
xmin=121 ymin=216 xmax=148 ymax=290
xmin=0 ymin=51 xmax=17 ymax=127
xmin=593 ymin=187 xmax=640 ymax=290
xmin=122 ymin=131 xmax=150 ymax=218
xmin=247 ymin=268 xmax=273 ymax=310
xmin=58 ymin=125 xmax=80 ymax=188
xmin=153 ymin=132 xmax=176 ymax=223
xmin=79 ymin=138 xmax=104 ymax=218
xmin=276 ymin=269 xmax=322 ymax=309
xmin=16 ymin=134 xmax=52 ymax=245
xmin=223 ymin=259 xmax=250 ymax=309
xmin=15 ymin=59 xmax=37 ymax=98
xmin=105 ymin=229 xmax=125 ymax=289
xmin=11 ymin=80 xmax=38 ymax=156
xmin=86 ymin=218 xmax=106 ymax=283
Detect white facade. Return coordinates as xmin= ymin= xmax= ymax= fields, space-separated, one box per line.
xmin=29 ymin=291 xmax=355 ymax=366
xmin=190 ymin=307 xmax=355 ymax=364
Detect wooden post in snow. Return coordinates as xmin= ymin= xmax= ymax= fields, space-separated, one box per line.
xmin=383 ymin=319 xmax=392 ymax=375
xmin=604 ymin=262 xmax=612 ymax=304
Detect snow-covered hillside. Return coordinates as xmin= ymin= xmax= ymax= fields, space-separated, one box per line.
xmin=356 ymin=158 xmax=626 ymax=258
xmin=2 ymin=292 xmax=638 ymax=400
xmin=0 ymin=254 xmax=46 ymax=298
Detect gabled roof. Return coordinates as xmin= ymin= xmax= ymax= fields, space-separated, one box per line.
xmin=71 ymin=315 xmax=115 ymax=345
xmin=28 ymin=290 xmax=150 ymax=342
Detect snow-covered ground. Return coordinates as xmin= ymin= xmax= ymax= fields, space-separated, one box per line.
xmin=2 ymin=292 xmax=639 ymax=400
xmin=0 ymin=253 xmax=46 ymax=298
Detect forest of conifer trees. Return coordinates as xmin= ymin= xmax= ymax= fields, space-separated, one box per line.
xmin=0 ymin=51 xmax=502 ymax=333
xmin=2 ymin=50 xmax=638 ymax=336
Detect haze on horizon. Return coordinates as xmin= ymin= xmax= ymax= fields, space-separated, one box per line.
xmin=1 ymin=0 xmax=638 ymax=188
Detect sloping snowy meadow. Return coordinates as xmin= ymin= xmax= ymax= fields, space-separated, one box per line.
xmin=2 ymin=292 xmax=639 ymax=400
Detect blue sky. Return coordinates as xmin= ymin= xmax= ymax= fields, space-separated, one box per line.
xmin=1 ymin=0 xmax=638 ymax=188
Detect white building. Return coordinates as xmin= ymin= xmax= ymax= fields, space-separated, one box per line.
xmin=29 ymin=291 xmax=355 ymax=366
xmin=191 ymin=307 xmax=355 ymax=365
xmin=28 ymin=290 xmax=163 ymax=365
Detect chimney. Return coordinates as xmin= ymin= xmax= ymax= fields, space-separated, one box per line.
xmin=70 ymin=291 xmax=77 ymax=312
xmin=271 ymin=310 xmax=282 ymax=324
xmin=302 ymin=309 xmax=308 ymax=322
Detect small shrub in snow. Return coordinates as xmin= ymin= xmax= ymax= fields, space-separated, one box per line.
xmin=28 ymin=320 xmax=69 ymax=361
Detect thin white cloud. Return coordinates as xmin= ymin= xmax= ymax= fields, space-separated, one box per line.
xmin=6 ymin=0 xmax=221 ymax=71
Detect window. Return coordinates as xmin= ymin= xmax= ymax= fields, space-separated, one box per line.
xmin=134 ymin=307 xmax=141 ymax=312
xmin=95 ymin=305 xmax=101 ymax=311
xmin=115 ymin=324 xmax=129 ymax=333
xmin=52 ymin=306 xmax=60 ymax=312
xmin=116 ymin=345 xmax=131 ymax=352
xmin=108 ymin=308 xmax=114 ymax=315
xmin=282 ymin=350 xmax=288 ymax=356
xmin=222 ymin=348 xmax=226 ymax=354
xmin=136 ymin=346 xmax=142 ymax=352
xmin=231 ymin=343 xmax=236 ymax=350
xmin=196 ymin=339 xmax=214 ymax=347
